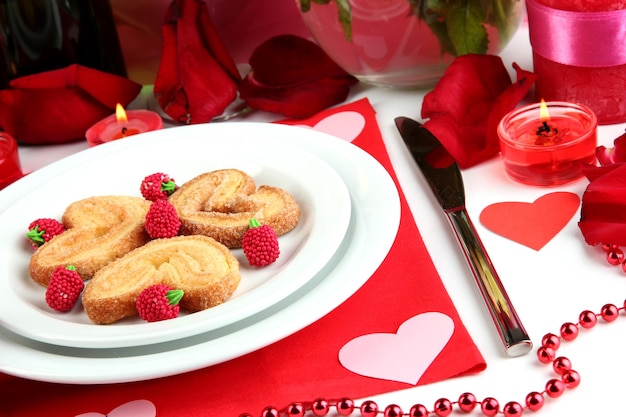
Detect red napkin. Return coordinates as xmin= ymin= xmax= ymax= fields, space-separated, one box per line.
xmin=0 ymin=64 xmax=142 ymax=145
xmin=0 ymin=98 xmax=485 ymax=416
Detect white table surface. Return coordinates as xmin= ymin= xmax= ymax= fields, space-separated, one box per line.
xmin=16 ymin=22 xmax=626 ymax=416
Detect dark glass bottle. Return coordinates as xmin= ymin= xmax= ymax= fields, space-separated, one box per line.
xmin=0 ymin=0 xmax=126 ymax=88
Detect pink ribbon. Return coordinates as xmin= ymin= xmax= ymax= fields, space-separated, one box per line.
xmin=526 ymin=0 xmax=626 ymax=68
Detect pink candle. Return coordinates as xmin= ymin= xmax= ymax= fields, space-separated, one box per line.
xmin=497 ymin=101 xmax=598 ymax=186
xmin=85 ymin=104 xmax=163 ymax=147
xmin=527 ymin=0 xmax=626 ymax=124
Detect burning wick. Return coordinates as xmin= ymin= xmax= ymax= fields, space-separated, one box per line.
xmin=536 ymin=120 xmax=557 ymax=137
xmin=112 ymin=104 xmax=140 ymax=140
xmin=536 ymin=99 xmax=558 ymax=143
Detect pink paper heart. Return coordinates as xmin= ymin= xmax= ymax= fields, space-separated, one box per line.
xmin=479 ymin=192 xmax=580 ymax=251
xmin=295 ymin=110 xmax=365 ymax=142
xmin=75 ymin=400 xmax=156 ymax=417
xmin=338 ymin=312 xmax=454 ymax=385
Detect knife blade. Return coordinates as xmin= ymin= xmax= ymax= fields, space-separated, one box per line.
xmin=395 ymin=116 xmax=532 ymax=357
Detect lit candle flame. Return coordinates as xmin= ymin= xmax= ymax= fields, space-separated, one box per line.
xmin=115 ymin=103 xmax=128 ymax=124
xmin=539 ymin=99 xmax=550 ymax=122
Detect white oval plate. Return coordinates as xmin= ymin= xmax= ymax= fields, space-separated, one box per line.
xmin=0 ymin=122 xmax=400 ymax=384
xmin=0 ymin=126 xmax=351 ymax=348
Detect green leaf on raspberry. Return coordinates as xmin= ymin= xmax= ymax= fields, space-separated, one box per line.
xmin=166 ymin=289 xmax=184 ymax=306
xmin=249 ymin=218 xmax=262 ymax=229
xmin=26 ymin=226 xmax=45 ymax=244
xmin=161 ymin=179 xmax=177 ymax=195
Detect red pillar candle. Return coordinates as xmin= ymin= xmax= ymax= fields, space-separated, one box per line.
xmin=85 ymin=104 xmax=163 ymax=147
xmin=526 ymin=0 xmax=626 ymax=124
xmin=497 ymin=101 xmax=598 ymax=186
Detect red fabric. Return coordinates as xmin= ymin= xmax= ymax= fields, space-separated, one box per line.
xmin=0 ymin=98 xmax=485 ymax=417
xmin=0 ymin=64 xmax=141 ymax=145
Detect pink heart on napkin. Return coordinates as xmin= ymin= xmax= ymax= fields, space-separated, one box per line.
xmin=75 ymin=400 xmax=156 ymax=417
xmin=295 ymin=110 xmax=365 ymax=142
xmin=479 ymin=192 xmax=580 ymax=251
xmin=338 ymin=312 xmax=454 ymax=385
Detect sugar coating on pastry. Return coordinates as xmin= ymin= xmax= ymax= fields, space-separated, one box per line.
xmin=168 ymin=169 xmax=301 ymax=248
xmin=82 ymin=235 xmax=241 ymax=324
xmin=29 ymin=195 xmax=151 ymax=286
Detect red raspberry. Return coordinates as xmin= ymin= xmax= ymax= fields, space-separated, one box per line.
xmin=242 ymin=218 xmax=280 ymax=267
xmin=27 ymin=218 xmax=65 ymax=249
xmin=45 ymin=265 xmax=84 ymax=312
xmin=145 ymin=199 xmax=181 ymax=238
xmin=136 ymin=284 xmax=184 ymax=322
xmin=140 ymin=172 xmax=177 ymax=201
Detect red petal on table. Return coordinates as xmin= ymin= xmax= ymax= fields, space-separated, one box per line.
xmin=485 ymin=63 xmax=538 ymax=153
xmin=578 ymin=163 xmax=626 ymax=246
xmin=239 ymin=35 xmax=357 ymax=118
xmin=421 ymin=55 xmax=535 ymax=169
xmin=596 ymin=131 xmax=626 ymax=165
xmin=154 ymin=0 xmax=240 ymax=124
xmin=0 ymin=64 xmax=141 ymax=145
xmin=240 ymin=76 xmax=355 ymax=119
xmin=247 ymin=34 xmax=351 ymax=86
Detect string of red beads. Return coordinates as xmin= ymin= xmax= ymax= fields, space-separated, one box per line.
xmin=602 ymin=244 xmax=626 ymax=272
xmin=240 ymin=300 xmax=625 ymax=417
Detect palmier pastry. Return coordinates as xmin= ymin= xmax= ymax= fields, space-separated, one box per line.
xmin=82 ymin=235 xmax=241 ymax=324
xmin=169 ymin=169 xmax=301 ymax=248
xmin=29 ymin=196 xmax=151 ymax=286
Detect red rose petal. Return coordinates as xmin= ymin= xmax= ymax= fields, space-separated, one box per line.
xmin=578 ymin=163 xmax=626 ymax=246
xmin=596 ymin=131 xmax=626 ymax=166
xmin=247 ymin=34 xmax=351 ymax=86
xmin=485 ymin=62 xmax=538 ymax=155
xmin=239 ymin=34 xmax=357 ymax=118
xmin=421 ymin=55 xmax=536 ymax=168
xmin=240 ymin=75 xmax=355 ymax=119
xmin=154 ymin=0 xmax=240 ymax=124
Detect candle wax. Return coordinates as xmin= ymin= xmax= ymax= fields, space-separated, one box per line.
xmin=498 ymin=102 xmax=597 ymax=186
xmin=85 ymin=109 xmax=163 ymax=147
xmin=112 ymin=127 xmax=141 ymax=140
xmin=532 ymin=0 xmax=626 ymax=124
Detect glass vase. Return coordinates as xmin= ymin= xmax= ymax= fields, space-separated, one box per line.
xmin=299 ymin=0 xmax=525 ymax=88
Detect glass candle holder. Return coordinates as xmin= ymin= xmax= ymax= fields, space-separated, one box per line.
xmin=497 ymin=101 xmax=598 ymax=186
xmin=0 ymin=132 xmax=24 ymax=189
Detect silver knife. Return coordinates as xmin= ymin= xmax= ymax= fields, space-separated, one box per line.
xmin=395 ymin=116 xmax=532 ymax=357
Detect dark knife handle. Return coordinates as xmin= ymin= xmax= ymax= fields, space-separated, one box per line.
xmin=446 ymin=209 xmax=533 ymax=357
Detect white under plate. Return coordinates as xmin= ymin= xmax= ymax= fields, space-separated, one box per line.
xmin=0 ymin=127 xmax=351 ymax=349
xmin=0 ymin=122 xmax=400 ymax=384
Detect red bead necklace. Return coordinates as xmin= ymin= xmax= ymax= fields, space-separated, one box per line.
xmin=602 ymin=244 xmax=626 ymax=272
xmin=241 ymin=300 xmax=626 ymax=417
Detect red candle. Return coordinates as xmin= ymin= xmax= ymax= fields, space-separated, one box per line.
xmin=85 ymin=104 xmax=163 ymax=147
xmin=497 ymin=101 xmax=598 ymax=186
xmin=527 ymin=0 xmax=626 ymax=124
xmin=0 ymin=132 xmax=24 ymax=189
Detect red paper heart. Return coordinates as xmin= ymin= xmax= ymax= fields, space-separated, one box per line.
xmin=479 ymin=192 xmax=580 ymax=251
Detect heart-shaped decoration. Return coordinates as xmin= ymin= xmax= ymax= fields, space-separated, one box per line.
xmin=295 ymin=110 xmax=366 ymax=143
xmin=75 ymin=399 xmax=156 ymax=417
xmin=338 ymin=312 xmax=454 ymax=385
xmin=479 ymin=192 xmax=580 ymax=251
